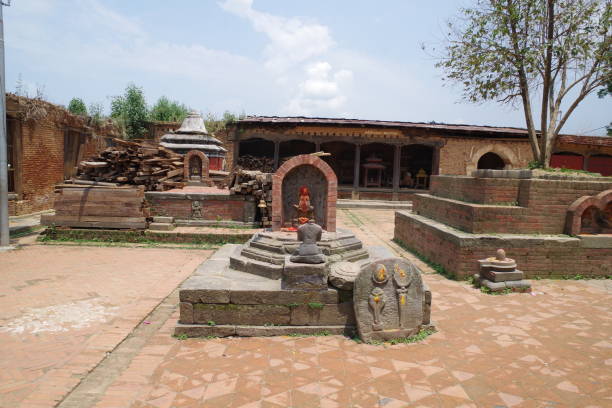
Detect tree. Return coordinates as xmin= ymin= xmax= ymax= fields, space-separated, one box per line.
xmin=204 ymin=111 xmax=246 ymax=134
xmin=110 ymin=84 xmax=149 ymax=139
xmin=436 ymin=0 xmax=611 ymax=167
xmin=598 ymin=79 xmax=612 ymax=135
xmin=89 ymin=102 xmax=105 ymax=126
xmin=149 ymin=96 xmax=189 ymax=122
xmin=67 ymin=98 xmax=88 ymax=116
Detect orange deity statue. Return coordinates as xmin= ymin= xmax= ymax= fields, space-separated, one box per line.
xmin=293 ymin=186 xmax=315 ymax=226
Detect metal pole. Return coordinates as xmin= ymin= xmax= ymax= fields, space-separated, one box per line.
xmin=0 ymin=4 xmax=9 ymax=248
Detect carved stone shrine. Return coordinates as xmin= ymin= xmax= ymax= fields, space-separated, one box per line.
xmin=474 ymin=249 xmax=531 ymax=292
xmin=353 ymin=257 xmax=433 ymax=343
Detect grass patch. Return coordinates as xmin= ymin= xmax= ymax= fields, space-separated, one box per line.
xmin=9 ymin=225 xmax=44 ymax=239
xmin=173 ymin=333 xmax=189 ymax=340
xmin=387 ymin=328 xmax=437 ymax=345
xmin=480 ymin=286 xmax=512 ymax=295
xmin=392 ymin=238 xmax=454 ymax=279
xmin=288 ymin=330 xmax=331 ymax=338
xmin=307 ymin=302 xmax=325 ymax=310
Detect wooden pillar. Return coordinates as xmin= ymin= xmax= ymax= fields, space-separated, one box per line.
xmin=582 ymin=154 xmax=590 ymax=171
xmin=352 ymin=144 xmax=360 ymax=199
xmin=432 ymin=145 xmax=441 ymax=176
xmin=392 ymin=144 xmax=401 ymax=201
xmin=315 ymin=141 xmax=321 ymax=152
xmin=273 ymin=141 xmax=280 ymax=170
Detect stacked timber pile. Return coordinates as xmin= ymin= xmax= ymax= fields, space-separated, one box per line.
xmin=236 ymin=155 xmax=275 ymax=173
xmin=41 ymin=183 xmax=147 ymax=229
xmin=229 ymin=168 xmax=273 ymax=227
xmin=77 ymin=138 xmax=185 ymax=191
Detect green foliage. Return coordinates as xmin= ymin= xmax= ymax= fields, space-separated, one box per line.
xmin=392 ymin=238 xmax=454 ymax=279
xmin=149 ymin=96 xmax=189 ymax=122
xmin=288 ymin=330 xmax=331 ymax=337
xmin=480 ymin=286 xmax=512 ymax=295
xmin=204 ymin=111 xmax=246 ymax=134
xmin=435 ymin=0 xmax=611 ymax=164
xmin=307 ymin=302 xmax=325 ymax=310
xmin=67 ymin=98 xmax=87 ymax=116
xmin=173 ymin=334 xmax=189 ymax=340
xmin=286 ymin=302 xmax=301 ymax=308
xmin=207 ymin=320 xmax=216 ymax=326
xmin=387 ymin=328 xmax=437 ymax=345
xmin=110 ymin=83 xmax=149 ymax=139
xmin=528 ymin=160 xmax=543 ymax=170
xmin=88 ymin=102 xmax=105 ymax=126
xmin=598 ymin=79 xmax=612 ymax=136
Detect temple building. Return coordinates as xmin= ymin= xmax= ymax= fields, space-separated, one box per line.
xmin=160 ymin=111 xmax=227 ymax=170
xmin=223 ymin=116 xmax=612 ymax=200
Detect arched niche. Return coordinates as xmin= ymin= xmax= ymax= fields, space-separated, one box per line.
xmin=565 ymin=189 xmax=612 ymax=235
xmin=477 ymin=152 xmax=506 ymax=170
xmin=272 ymin=154 xmax=337 ymax=232
xmin=183 ymin=150 xmax=209 ymax=180
xmin=466 ymin=145 xmax=518 ymax=174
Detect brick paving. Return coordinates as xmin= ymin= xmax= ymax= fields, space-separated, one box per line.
xmin=0 ymin=245 xmax=210 ymax=408
xmin=2 ymin=209 xmax=612 ymax=407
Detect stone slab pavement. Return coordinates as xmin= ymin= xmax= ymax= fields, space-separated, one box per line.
xmin=2 ymin=209 xmax=611 ymax=407
xmin=0 ymin=242 xmax=211 ymax=408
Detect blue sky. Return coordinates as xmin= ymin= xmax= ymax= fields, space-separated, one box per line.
xmin=4 ymin=0 xmax=610 ymax=135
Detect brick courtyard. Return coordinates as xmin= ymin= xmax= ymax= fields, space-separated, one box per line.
xmin=1 ymin=209 xmax=611 ymax=407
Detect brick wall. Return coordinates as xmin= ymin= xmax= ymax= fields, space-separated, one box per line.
xmin=146 ymin=192 xmax=256 ymax=222
xmin=413 ymin=176 xmax=612 ymax=234
xmin=394 ymin=211 xmax=612 ymax=279
xmin=431 ymin=176 xmax=520 ymax=204
xmin=439 ymin=138 xmax=533 ymax=175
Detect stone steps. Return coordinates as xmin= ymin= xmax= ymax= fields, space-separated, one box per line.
xmin=175 ymin=324 xmax=355 ymax=338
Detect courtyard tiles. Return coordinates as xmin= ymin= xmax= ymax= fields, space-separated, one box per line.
xmin=0 ymin=245 xmax=210 ymax=408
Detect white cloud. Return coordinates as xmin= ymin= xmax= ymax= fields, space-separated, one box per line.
xmin=220 ymin=0 xmax=334 ymax=73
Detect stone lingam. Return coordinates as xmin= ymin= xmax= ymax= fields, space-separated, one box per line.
xmin=174 ymin=154 xmax=434 ymax=341
xmin=474 ymin=249 xmax=531 ymax=292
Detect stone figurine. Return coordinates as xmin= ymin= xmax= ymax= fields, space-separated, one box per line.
xmin=191 ymin=201 xmax=203 ymax=219
xmin=289 ymin=219 xmax=325 ymax=264
xmin=368 ymin=287 xmax=385 ymax=331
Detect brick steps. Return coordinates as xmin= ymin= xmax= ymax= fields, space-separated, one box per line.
xmin=174 ymin=324 xmax=354 ymax=338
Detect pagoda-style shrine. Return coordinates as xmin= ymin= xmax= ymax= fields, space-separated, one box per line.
xmin=160 ymin=111 xmax=227 ymax=171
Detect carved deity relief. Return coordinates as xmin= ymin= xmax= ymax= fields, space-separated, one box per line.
xmin=293 ymin=185 xmax=314 ymax=226
xmin=368 ymin=287 xmax=385 ymax=331
xmin=191 ymin=201 xmax=203 ymax=219
xmin=372 ymin=264 xmax=389 ymax=284
xmin=393 ymin=263 xmax=414 ymax=328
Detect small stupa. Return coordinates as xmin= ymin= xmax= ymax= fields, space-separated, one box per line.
xmin=160 ymin=111 xmax=226 ymax=169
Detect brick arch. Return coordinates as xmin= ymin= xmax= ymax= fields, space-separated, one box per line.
xmin=565 ymin=189 xmax=612 ymax=235
xmin=184 ymin=150 xmax=209 ymax=180
xmin=272 ymin=154 xmax=337 ymax=232
xmin=466 ymin=144 xmax=519 ymax=174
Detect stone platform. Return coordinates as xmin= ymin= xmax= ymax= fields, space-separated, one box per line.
xmin=175 ymin=242 xmax=395 ymax=338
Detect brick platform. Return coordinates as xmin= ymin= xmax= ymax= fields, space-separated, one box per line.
xmin=395 ymin=174 xmax=612 ymax=279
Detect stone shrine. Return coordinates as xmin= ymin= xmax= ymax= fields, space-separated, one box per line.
xmin=354 ymin=257 xmax=433 ymax=342
xmin=474 ymin=249 xmax=531 ymax=292
xmin=175 ymin=155 xmax=431 ymax=340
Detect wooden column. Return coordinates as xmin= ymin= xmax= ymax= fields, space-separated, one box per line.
xmin=583 ymin=154 xmax=590 ymax=171
xmin=352 ymin=144 xmax=360 ymax=199
xmin=392 ymin=144 xmax=401 ymax=201
xmin=432 ymin=145 xmax=441 ymax=176
xmin=273 ymin=141 xmax=280 ymax=170
xmin=315 ymin=141 xmax=321 ymax=152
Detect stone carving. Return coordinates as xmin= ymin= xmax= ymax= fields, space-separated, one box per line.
xmin=368 ymin=287 xmax=385 ymax=331
xmin=393 ymin=263 xmax=414 ymax=329
xmin=474 ymin=248 xmax=531 ymax=292
xmin=329 ymin=261 xmax=361 ymax=290
xmin=289 ymin=220 xmax=325 ymax=264
xmin=354 ymin=257 xmax=433 ymax=343
xmin=191 ymin=201 xmax=203 ymax=219
xmin=293 ymin=186 xmax=315 ymax=227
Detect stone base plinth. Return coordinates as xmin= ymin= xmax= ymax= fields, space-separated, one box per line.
xmin=176 ymin=243 xmax=394 ymax=337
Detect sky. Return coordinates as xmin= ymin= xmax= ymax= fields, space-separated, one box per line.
xmin=4 ymin=0 xmax=610 ymax=135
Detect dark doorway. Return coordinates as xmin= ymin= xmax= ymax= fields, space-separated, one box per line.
xmin=320 ymin=141 xmax=355 ymax=186
xmin=477 ymin=152 xmax=505 ymax=170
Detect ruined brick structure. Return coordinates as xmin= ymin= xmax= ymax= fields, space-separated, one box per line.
xmin=7 ymin=94 xmax=120 ymax=216
xmin=394 ymin=172 xmax=612 ymax=279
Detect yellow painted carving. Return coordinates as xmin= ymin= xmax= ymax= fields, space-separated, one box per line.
xmin=395 ymin=264 xmax=406 ymax=278
xmin=376 ymin=265 xmax=386 ymax=281
xmin=374 ymin=296 xmax=380 ymax=303
xmin=400 ymin=294 xmax=406 ymax=305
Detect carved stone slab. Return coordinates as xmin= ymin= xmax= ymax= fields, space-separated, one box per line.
xmin=353 ymin=257 xmax=427 ymax=343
